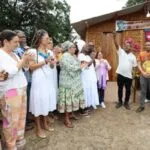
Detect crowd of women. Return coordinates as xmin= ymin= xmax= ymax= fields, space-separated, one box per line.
xmin=0 ymin=29 xmax=111 ymax=150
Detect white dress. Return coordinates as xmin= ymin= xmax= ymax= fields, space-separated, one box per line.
xmin=29 ymin=49 xmax=57 ymax=117
xmin=78 ymin=53 xmax=99 ymax=109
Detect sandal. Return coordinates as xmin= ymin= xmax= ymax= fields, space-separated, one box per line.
xmin=16 ymin=139 xmax=26 ymax=148
xmin=70 ymin=115 xmax=80 ymax=120
xmin=36 ymin=131 xmax=47 ymax=139
xmin=44 ymin=126 xmax=54 ymax=132
xmin=64 ymin=121 xmax=74 ymax=128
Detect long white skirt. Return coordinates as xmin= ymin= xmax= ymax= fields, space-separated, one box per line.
xmin=82 ymin=79 xmax=99 ymax=109
xmin=29 ymin=68 xmax=57 ymax=117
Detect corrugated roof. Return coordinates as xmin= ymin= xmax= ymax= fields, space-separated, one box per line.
xmin=72 ymin=2 xmax=148 ymax=39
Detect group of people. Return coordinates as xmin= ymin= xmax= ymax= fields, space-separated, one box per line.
xmin=0 ymin=28 xmax=150 ymax=150
xmin=0 ymin=29 xmax=111 ymax=150
xmin=113 ymin=33 xmax=150 ymax=112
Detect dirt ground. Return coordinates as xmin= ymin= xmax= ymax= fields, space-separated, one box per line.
xmin=23 ymin=82 xmax=150 ymax=150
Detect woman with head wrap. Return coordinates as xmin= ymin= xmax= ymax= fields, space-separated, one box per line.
xmin=58 ymin=41 xmax=87 ymax=128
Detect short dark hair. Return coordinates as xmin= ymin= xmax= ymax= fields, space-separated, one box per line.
xmin=0 ymin=29 xmax=17 ymax=46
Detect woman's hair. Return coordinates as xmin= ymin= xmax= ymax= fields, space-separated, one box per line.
xmin=32 ymin=29 xmax=48 ymax=49
xmin=95 ymin=51 xmax=102 ymax=59
xmin=81 ymin=44 xmax=93 ymax=55
xmin=0 ymin=29 xmax=17 ymax=47
xmin=74 ymin=42 xmax=79 ymax=56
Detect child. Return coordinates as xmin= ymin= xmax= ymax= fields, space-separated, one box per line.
xmin=95 ymin=51 xmax=111 ymax=108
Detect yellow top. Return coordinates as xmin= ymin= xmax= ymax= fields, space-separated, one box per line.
xmin=143 ymin=60 xmax=150 ymax=74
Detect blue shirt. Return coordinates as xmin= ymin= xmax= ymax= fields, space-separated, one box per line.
xmin=14 ymin=47 xmax=32 ymax=83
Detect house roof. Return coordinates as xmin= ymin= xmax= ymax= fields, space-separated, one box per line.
xmin=72 ymin=2 xmax=149 ymax=39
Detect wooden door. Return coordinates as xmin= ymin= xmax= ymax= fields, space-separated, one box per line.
xmin=101 ymin=32 xmax=122 ymax=81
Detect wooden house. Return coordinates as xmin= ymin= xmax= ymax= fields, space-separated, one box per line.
xmin=72 ymin=1 xmax=150 ymax=81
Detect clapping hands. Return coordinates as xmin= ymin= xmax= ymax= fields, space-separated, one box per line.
xmin=22 ymin=52 xmax=34 ymax=62
xmin=80 ymin=61 xmax=88 ymax=69
xmin=0 ymin=70 xmax=8 ymax=81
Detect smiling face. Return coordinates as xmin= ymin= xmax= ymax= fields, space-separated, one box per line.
xmin=68 ymin=44 xmax=76 ymax=55
xmin=47 ymin=38 xmax=53 ymax=50
xmin=4 ymin=36 xmax=19 ymax=52
xmin=123 ymin=42 xmax=132 ymax=53
xmin=40 ymin=33 xmax=50 ymax=47
xmin=97 ymin=51 xmax=103 ymax=60
xmin=17 ymin=32 xmax=26 ymax=47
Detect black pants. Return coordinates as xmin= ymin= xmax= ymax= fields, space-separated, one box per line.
xmin=57 ymin=65 xmax=60 ymax=88
xmin=146 ymin=85 xmax=150 ymax=100
xmin=98 ymin=88 xmax=105 ymax=104
xmin=117 ymin=74 xmax=132 ymax=104
xmin=26 ymin=82 xmax=31 ymax=124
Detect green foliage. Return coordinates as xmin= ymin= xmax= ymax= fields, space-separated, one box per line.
xmin=0 ymin=0 xmax=72 ymax=45
xmin=124 ymin=0 xmax=144 ymax=8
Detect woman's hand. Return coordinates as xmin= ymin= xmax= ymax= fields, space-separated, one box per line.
xmin=22 ymin=52 xmax=34 ymax=63
xmin=142 ymin=71 xmax=150 ymax=78
xmin=0 ymin=70 xmax=8 ymax=81
xmin=80 ymin=62 xmax=88 ymax=69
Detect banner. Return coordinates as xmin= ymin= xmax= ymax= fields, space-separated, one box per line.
xmin=116 ymin=20 xmax=150 ymax=31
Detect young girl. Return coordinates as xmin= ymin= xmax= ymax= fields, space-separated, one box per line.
xmin=95 ymin=51 xmax=111 ymax=108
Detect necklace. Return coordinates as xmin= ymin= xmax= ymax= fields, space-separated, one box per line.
xmin=38 ymin=50 xmax=50 ymax=59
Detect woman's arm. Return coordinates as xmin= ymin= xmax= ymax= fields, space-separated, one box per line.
xmin=105 ymin=60 xmax=111 ymax=70
xmin=29 ymin=60 xmax=46 ymax=71
xmin=113 ymin=31 xmax=119 ymax=50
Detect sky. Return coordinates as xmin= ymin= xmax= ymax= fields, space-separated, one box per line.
xmin=65 ymin=0 xmax=128 ymax=23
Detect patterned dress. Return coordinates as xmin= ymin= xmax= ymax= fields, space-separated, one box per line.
xmin=58 ymin=52 xmax=85 ymax=113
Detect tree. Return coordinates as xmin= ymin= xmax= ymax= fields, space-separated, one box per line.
xmin=0 ymin=0 xmax=72 ymax=44
xmin=124 ymin=0 xmax=144 ymax=8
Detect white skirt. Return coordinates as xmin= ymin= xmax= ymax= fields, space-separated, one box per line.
xmin=29 ymin=68 xmax=57 ymax=117
xmin=82 ymin=79 xmax=99 ymax=109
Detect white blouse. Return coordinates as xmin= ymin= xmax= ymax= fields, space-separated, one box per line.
xmin=0 ymin=49 xmax=27 ymax=95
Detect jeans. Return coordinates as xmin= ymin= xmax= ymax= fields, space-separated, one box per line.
xmin=140 ymin=76 xmax=150 ymax=107
xmin=98 ymin=88 xmax=105 ymax=104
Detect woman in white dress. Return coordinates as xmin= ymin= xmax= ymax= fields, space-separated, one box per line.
xmin=29 ymin=29 xmax=56 ymax=138
xmin=46 ymin=40 xmax=58 ymax=121
xmin=78 ymin=44 xmax=99 ymax=110
xmin=47 ymin=41 xmax=58 ymax=95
